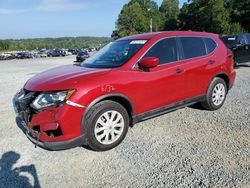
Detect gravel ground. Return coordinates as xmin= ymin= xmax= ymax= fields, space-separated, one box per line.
xmin=0 ymin=56 xmax=249 ymax=188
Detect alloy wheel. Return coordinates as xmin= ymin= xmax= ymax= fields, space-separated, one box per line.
xmin=94 ymin=110 xmax=124 ymax=145
xmin=212 ymin=83 xmax=226 ymax=106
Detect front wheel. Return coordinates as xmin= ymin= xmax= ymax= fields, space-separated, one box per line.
xmin=201 ymin=77 xmax=227 ymax=111
xmin=84 ymin=100 xmax=129 ymax=151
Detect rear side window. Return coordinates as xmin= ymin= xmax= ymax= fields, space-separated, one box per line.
xmin=180 ymin=37 xmax=206 ymax=59
xmin=144 ymin=38 xmax=178 ymax=65
xmin=204 ymin=38 xmax=217 ymax=54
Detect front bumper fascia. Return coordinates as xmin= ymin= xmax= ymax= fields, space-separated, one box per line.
xmin=13 ymin=90 xmax=87 ymax=150
xmin=26 ymin=131 xmax=86 ymax=151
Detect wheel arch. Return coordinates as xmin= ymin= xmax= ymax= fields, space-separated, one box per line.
xmin=81 ymin=93 xmax=135 ymax=136
xmin=214 ymin=72 xmax=230 ymax=91
xmin=207 ymin=72 xmax=230 ymax=93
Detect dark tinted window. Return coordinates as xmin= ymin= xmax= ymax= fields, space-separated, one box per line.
xmin=237 ymin=35 xmax=246 ymax=45
xmin=204 ymin=38 xmax=217 ymax=54
xmin=144 ymin=38 xmax=178 ymax=65
xmin=79 ymin=51 xmax=88 ymax=55
xmin=245 ymin=34 xmax=250 ymax=44
xmin=221 ymin=36 xmax=237 ymax=48
xmin=180 ymin=37 xmax=206 ymax=59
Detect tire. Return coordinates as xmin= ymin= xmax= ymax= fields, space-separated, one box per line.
xmin=201 ymin=77 xmax=227 ymax=111
xmin=234 ymin=61 xmax=239 ymax=68
xmin=84 ymin=100 xmax=129 ymax=151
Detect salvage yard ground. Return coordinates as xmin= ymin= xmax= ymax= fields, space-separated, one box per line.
xmin=0 ymin=56 xmax=249 ymax=187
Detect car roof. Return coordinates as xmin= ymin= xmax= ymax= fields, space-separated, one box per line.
xmin=118 ymin=31 xmax=218 ymax=41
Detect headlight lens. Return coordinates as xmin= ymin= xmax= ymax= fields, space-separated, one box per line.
xmin=31 ymin=90 xmax=75 ymax=110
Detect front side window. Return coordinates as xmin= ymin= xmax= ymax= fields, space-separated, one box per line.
xmin=143 ymin=38 xmax=178 ymax=65
xmin=180 ymin=37 xmax=207 ymax=59
xmin=81 ymin=40 xmax=147 ymax=68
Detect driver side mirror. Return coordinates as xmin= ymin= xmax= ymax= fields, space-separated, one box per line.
xmin=139 ymin=57 xmax=159 ymax=69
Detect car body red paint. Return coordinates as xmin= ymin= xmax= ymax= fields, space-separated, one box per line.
xmin=13 ymin=31 xmax=236 ymax=150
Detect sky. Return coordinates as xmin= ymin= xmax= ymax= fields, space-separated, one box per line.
xmin=0 ymin=0 xmax=187 ymax=39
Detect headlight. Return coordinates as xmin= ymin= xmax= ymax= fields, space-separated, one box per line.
xmin=31 ymin=90 xmax=75 ymax=110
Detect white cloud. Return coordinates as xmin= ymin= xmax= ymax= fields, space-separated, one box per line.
xmin=0 ymin=0 xmax=87 ymax=14
xmin=36 ymin=0 xmax=87 ymax=12
xmin=0 ymin=8 xmax=29 ymax=14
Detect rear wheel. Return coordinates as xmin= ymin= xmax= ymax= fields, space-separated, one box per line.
xmin=201 ymin=77 xmax=227 ymax=110
xmin=85 ymin=100 xmax=129 ymax=151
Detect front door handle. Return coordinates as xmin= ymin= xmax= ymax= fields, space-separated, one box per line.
xmin=175 ymin=68 xmax=185 ymax=74
xmin=208 ymin=60 xmax=215 ymax=65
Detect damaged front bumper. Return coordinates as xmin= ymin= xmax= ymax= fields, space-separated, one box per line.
xmin=13 ymin=89 xmax=86 ymax=150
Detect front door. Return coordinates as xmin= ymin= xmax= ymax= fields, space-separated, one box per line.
xmin=130 ymin=37 xmax=189 ymax=114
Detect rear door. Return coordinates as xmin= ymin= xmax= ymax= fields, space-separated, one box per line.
xmin=177 ymin=36 xmax=217 ymax=98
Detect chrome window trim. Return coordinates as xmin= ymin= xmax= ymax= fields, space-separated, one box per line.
xmin=132 ymin=35 xmax=218 ymax=70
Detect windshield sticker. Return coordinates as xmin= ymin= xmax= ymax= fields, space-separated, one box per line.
xmin=130 ymin=40 xmax=147 ymax=44
xmin=228 ymin=38 xmax=236 ymax=41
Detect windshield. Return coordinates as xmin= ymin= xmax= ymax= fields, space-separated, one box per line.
xmin=80 ymin=40 xmax=147 ymax=68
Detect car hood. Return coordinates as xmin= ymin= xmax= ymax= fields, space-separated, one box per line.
xmin=25 ymin=64 xmax=110 ymax=91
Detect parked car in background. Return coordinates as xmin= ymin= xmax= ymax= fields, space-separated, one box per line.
xmin=16 ymin=52 xmax=33 ymax=59
xmin=221 ymin=33 xmax=250 ymax=66
xmin=89 ymin=47 xmax=96 ymax=52
xmin=76 ymin=50 xmax=90 ymax=62
xmin=0 ymin=53 xmax=15 ymax=60
xmin=38 ymin=50 xmax=48 ymax=58
xmin=68 ymin=48 xmax=80 ymax=55
xmin=13 ymin=31 xmax=236 ymax=151
xmin=48 ymin=49 xmax=65 ymax=57
xmin=63 ymin=50 xmax=72 ymax=56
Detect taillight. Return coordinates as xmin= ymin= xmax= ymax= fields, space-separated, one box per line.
xmin=227 ymin=48 xmax=233 ymax=59
xmin=226 ymin=48 xmax=234 ymax=70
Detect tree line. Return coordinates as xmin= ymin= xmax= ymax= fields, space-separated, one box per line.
xmin=0 ymin=37 xmax=111 ymax=52
xmin=113 ymin=0 xmax=250 ymax=38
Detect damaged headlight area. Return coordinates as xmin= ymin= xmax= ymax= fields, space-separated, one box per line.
xmin=31 ymin=90 xmax=75 ymax=110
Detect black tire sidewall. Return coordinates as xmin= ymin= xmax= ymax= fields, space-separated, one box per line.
xmin=85 ymin=101 xmax=129 ymax=151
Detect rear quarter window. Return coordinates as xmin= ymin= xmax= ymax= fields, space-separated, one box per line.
xmin=204 ymin=38 xmax=217 ymax=54
xmin=179 ymin=37 xmax=207 ymax=59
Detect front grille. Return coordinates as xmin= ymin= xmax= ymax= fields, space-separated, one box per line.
xmin=13 ymin=89 xmax=37 ymax=124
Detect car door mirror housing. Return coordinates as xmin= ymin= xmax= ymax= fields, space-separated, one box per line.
xmin=139 ymin=57 xmax=159 ymax=69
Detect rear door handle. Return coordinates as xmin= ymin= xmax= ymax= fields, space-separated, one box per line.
xmin=208 ymin=60 xmax=215 ymax=65
xmin=175 ymin=68 xmax=185 ymax=74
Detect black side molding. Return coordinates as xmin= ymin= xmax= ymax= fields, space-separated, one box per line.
xmin=133 ymin=96 xmax=205 ymax=124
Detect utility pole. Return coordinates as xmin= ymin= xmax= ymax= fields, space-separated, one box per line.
xmin=150 ymin=18 xmax=153 ymax=32
xmin=148 ymin=8 xmax=153 ymax=32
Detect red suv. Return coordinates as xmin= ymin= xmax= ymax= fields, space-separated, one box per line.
xmin=13 ymin=31 xmax=236 ymax=151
